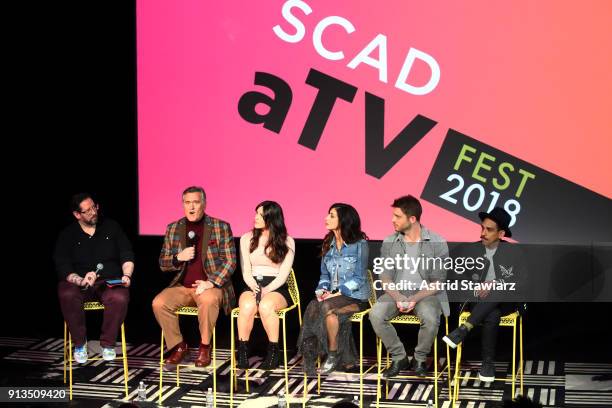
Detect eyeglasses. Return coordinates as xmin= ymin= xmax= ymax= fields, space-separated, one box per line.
xmin=80 ymin=204 xmax=99 ymax=215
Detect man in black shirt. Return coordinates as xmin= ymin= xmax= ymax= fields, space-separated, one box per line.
xmin=443 ymin=207 xmax=524 ymax=382
xmin=54 ymin=193 xmax=134 ymax=363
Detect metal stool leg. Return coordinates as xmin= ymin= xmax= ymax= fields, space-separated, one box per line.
xmin=158 ymin=331 xmax=164 ymax=404
xmin=213 ymin=327 xmax=217 ymax=407
xmin=385 ymin=351 xmax=390 ymax=398
xmin=68 ymin=331 xmax=73 ymax=400
xmin=446 ymin=317 xmax=452 ymax=393
xmin=359 ymin=319 xmax=363 ymax=408
xmin=63 ymin=322 xmax=67 ymax=384
xmin=283 ymin=316 xmax=289 ymax=396
xmin=230 ymin=314 xmax=235 ymax=408
xmin=121 ymin=323 xmax=129 ymax=399
xmin=520 ymin=316 xmax=524 ymax=395
xmin=453 ymin=341 xmax=463 ymax=406
xmin=376 ymin=338 xmax=382 ymax=408
xmin=512 ymin=320 xmax=517 ymax=399
xmin=434 ymin=337 xmax=438 ymax=408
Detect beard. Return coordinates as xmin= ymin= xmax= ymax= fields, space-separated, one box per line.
xmin=398 ymin=222 xmax=412 ymax=234
xmin=83 ymin=216 xmax=98 ymax=226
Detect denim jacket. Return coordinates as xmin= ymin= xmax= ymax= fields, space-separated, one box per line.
xmin=317 ymin=238 xmax=370 ymax=302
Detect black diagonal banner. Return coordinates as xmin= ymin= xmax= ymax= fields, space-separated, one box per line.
xmin=422 ymin=129 xmax=612 ymax=243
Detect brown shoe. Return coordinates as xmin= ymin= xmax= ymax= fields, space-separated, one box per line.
xmin=195 ymin=343 xmax=211 ymax=367
xmin=165 ymin=341 xmax=189 ymax=368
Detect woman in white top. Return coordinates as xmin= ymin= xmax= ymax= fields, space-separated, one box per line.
xmin=237 ymin=201 xmax=295 ymax=370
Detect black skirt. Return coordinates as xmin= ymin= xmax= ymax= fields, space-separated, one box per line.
xmin=248 ymin=275 xmax=292 ymax=306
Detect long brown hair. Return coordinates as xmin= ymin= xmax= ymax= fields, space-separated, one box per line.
xmin=321 ymin=203 xmax=368 ymax=256
xmin=250 ymin=201 xmax=290 ymax=264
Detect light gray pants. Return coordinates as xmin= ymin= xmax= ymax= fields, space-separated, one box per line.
xmin=369 ymin=294 xmax=441 ymax=363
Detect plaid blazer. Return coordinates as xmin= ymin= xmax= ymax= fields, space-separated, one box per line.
xmin=159 ymin=214 xmax=236 ymax=314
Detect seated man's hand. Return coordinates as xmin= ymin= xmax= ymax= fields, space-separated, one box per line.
xmin=177 ymin=246 xmax=196 ymax=262
xmin=477 ymin=288 xmax=491 ymax=299
xmin=121 ymin=275 xmax=131 ymax=288
xmin=83 ymin=271 xmax=97 ymax=287
xmin=396 ymin=295 xmax=416 ymax=313
xmin=476 ymin=281 xmax=493 ymax=299
xmin=403 ymin=301 xmax=417 ymax=313
xmin=193 ymin=280 xmax=214 ymax=295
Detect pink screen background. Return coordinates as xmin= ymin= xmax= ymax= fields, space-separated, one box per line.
xmin=137 ymin=1 xmax=612 ymax=239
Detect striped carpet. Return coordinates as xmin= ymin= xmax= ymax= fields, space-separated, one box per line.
xmin=1 ymin=337 xmax=610 ymax=407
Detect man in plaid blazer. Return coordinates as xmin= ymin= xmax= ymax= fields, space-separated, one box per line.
xmin=152 ymin=186 xmax=236 ymax=368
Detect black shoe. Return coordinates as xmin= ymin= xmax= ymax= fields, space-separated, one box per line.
xmin=260 ymin=342 xmax=280 ymax=370
xmin=443 ymin=325 xmax=469 ymax=349
xmin=479 ymin=359 xmax=495 ymax=382
xmin=320 ymin=351 xmax=339 ymax=374
xmin=237 ymin=340 xmax=249 ymax=369
xmin=382 ymin=356 xmax=409 ymax=379
xmin=409 ymin=357 xmax=428 ymax=377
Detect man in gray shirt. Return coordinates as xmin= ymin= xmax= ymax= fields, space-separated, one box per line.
xmin=369 ymin=195 xmax=449 ymax=378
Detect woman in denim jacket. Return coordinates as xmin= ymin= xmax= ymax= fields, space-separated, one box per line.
xmin=297 ymin=203 xmax=370 ymax=375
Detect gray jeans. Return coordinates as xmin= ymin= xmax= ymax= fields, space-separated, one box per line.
xmin=369 ymin=294 xmax=441 ymax=362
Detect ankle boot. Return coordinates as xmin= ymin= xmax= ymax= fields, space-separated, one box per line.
xmin=261 ymin=342 xmax=280 ymax=370
xmin=237 ymin=340 xmax=249 ymax=369
xmin=320 ymin=350 xmax=339 ymax=374
xmin=195 ymin=343 xmax=211 ymax=367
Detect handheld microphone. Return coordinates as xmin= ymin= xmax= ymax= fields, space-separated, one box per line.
xmin=187 ymin=231 xmax=198 ymax=264
xmin=256 ymin=272 xmax=263 ymax=305
xmin=187 ymin=230 xmax=197 ymax=246
xmin=82 ymin=263 xmax=104 ymax=290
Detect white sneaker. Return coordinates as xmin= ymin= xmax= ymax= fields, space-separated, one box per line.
xmin=102 ymin=347 xmax=116 ymax=361
xmin=74 ymin=344 xmax=88 ymax=364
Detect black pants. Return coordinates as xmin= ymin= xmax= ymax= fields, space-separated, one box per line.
xmin=466 ymin=302 xmax=502 ymax=361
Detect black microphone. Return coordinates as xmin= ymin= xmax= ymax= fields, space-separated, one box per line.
xmin=187 ymin=230 xmax=198 ymax=247
xmin=187 ymin=231 xmax=198 ymax=264
xmin=256 ymin=272 xmax=263 ymax=305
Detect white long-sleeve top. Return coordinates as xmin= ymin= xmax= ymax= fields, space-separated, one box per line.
xmin=240 ymin=231 xmax=295 ymax=292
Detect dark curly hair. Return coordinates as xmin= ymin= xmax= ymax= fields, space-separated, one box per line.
xmin=321 ymin=203 xmax=367 ymax=256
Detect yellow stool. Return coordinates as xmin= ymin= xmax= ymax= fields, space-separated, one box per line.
xmin=230 ymin=269 xmax=302 ymax=407
xmin=305 ymin=270 xmax=378 ymax=408
xmin=158 ymin=307 xmax=217 ymax=404
xmin=63 ymin=301 xmax=129 ymax=400
xmin=376 ymin=314 xmax=451 ymax=408
xmin=452 ymin=311 xmax=523 ymax=406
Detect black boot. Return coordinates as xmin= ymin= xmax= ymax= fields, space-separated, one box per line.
xmin=409 ymin=357 xmax=429 ymax=377
xmin=382 ymin=356 xmax=409 ymax=379
xmin=261 ymin=342 xmax=280 ymax=370
xmin=237 ymin=340 xmax=249 ymax=369
xmin=479 ymin=358 xmax=496 ymax=382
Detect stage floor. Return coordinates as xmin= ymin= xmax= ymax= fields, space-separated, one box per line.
xmin=1 ymin=337 xmax=611 ymax=407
